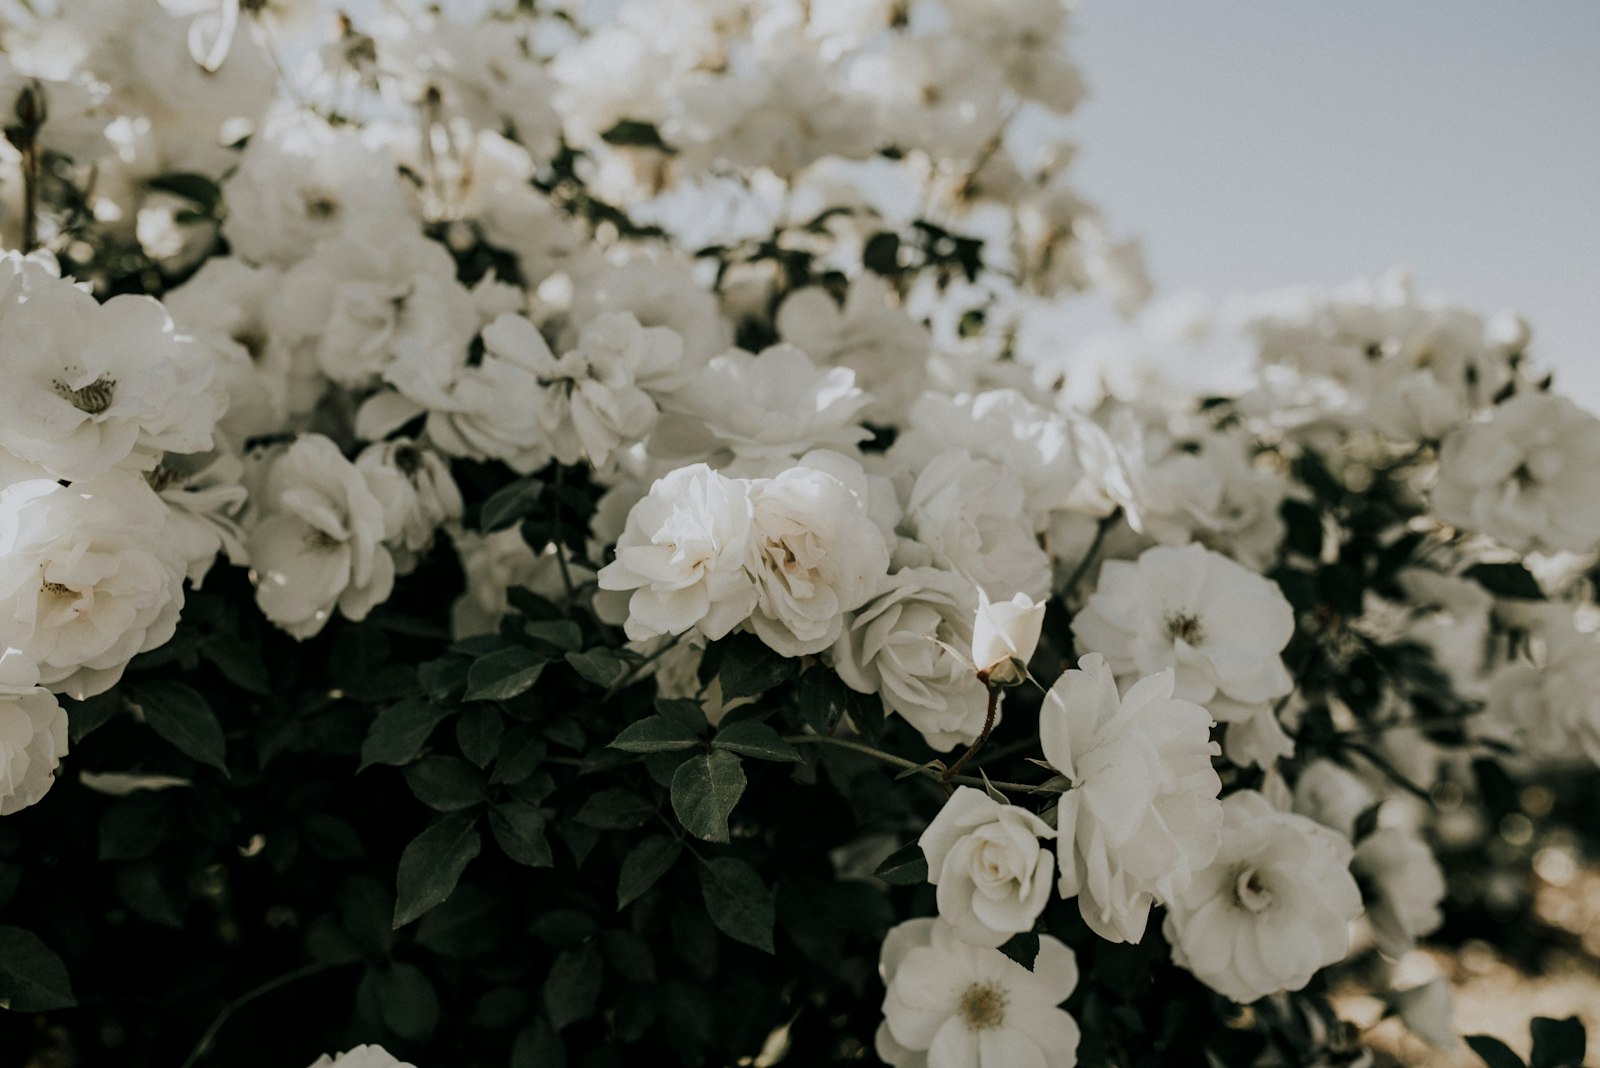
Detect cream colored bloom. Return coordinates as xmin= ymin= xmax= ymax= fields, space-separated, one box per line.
xmin=920 ymin=787 xmax=1057 ymax=948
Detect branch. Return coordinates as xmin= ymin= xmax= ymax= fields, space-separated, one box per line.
xmin=179 ymin=961 xmax=341 ymax=1068
xmin=783 ymin=733 xmax=1059 ymax=797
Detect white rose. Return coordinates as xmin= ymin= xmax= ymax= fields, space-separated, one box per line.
xmin=654 ymin=344 xmax=870 ymax=463
xmin=745 ymin=452 xmax=892 ymax=657
xmin=920 ymin=787 xmax=1057 ymax=948
xmin=899 ymin=449 xmax=1052 ymax=601
xmin=596 ymin=464 xmax=759 ymax=642
xmin=381 ymin=312 xmax=555 ymax=474
xmin=1043 ymin=655 xmax=1224 ymax=943
xmin=832 ymin=566 xmax=991 ymax=751
xmin=565 ymin=259 xmax=733 ymax=376
xmin=1221 ymin=705 xmax=1295 ymax=770
xmin=0 ymin=279 xmax=222 ymax=482
xmin=0 ymin=689 xmax=69 ymax=816
xmin=270 ymin=230 xmax=476 ymax=392
xmin=356 ymin=439 xmax=464 ymax=576
xmin=1354 ymin=827 xmax=1445 ymax=959
xmin=1292 ymin=760 xmax=1375 ymax=839
xmin=0 ymin=472 xmax=187 ymax=699
xmin=149 ymin=450 xmax=250 ymax=588
xmin=971 ymin=589 xmax=1046 ymax=687
xmin=1433 ymin=392 xmax=1600 ymax=555
xmin=776 ymin=275 xmax=930 ymax=425
xmin=222 ymin=116 xmax=411 ymax=268
xmin=246 ymin=435 xmax=396 ymax=640
xmin=1073 ymin=542 xmax=1294 ymax=707
xmin=1486 ymin=622 xmax=1600 ymax=766
xmin=306 ymin=1046 xmax=415 ymax=1068
xmin=1163 ymin=790 xmax=1362 ymax=1003
xmin=876 ymin=917 xmax=1080 ymax=1068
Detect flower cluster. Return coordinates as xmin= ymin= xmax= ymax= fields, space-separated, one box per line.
xmin=1 ymin=1 xmax=1595 ymax=1066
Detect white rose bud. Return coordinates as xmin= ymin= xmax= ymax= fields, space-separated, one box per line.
xmin=971 ymin=589 xmax=1046 ymax=687
xmin=919 ymin=786 xmax=1057 ymax=948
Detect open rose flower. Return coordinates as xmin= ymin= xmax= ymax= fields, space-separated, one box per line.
xmin=0 ymin=689 xmax=68 ymax=816
xmin=920 ymin=787 xmax=1057 ymax=947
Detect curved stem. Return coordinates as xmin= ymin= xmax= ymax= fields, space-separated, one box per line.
xmin=1062 ymin=512 xmax=1118 ymax=602
xmin=941 ymin=687 xmax=1000 ymax=783
xmin=180 ymin=961 xmax=339 ymax=1068
xmin=782 ymin=732 xmax=1058 ymax=797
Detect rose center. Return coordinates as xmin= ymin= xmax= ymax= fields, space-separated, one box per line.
xmin=958 ymin=981 xmax=1008 ymax=1032
xmin=1232 ymin=866 xmax=1274 ymax=913
xmin=304 ymin=528 xmax=342 ymax=550
xmin=41 ymin=580 xmax=76 ymax=598
xmin=303 ymin=189 xmax=341 ymax=219
xmin=1166 ymin=612 xmax=1205 ymax=645
xmin=55 ymin=375 xmax=116 ymax=414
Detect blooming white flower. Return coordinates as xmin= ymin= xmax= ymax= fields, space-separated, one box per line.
xmin=1486 ymin=619 xmax=1600 ymax=766
xmin=832 ymin=567 xmax=991 ymax=751
xmin=876 ymin=917 xmax=1080 ymax=1068
xmin=0 ymin=471 xmax=187 ymax=699
xmin=450 ymin=529 xmax=593 ymax=641
xmin=566 ymin=260 xmax=733 ymax=379
xmin=1433 ymin=393 xmax=1600 ymax=555
xmin=163 ymin=257 xmax=294 ymax=445
xmin=149 ymin=450 xmax=250 ymax=588
xmin=1042 ymin=655 xmax=1224 ymax=943
xmin=269 ymin=229 xmax=477 ymax=392
xmin=1354 ymin=827 xmax=1445 ymax=959
xmin=971 ymin=590 xmax=1046 ymax=687
xmin=920 ymin=787 xmax=1057 ymax=948
xmin=776 ymin=275 xmax=930 ymax=425
xmin=1073 ymin=542 xmax=1294 ymax=708
xmin=656 ymin=344 xmax=871 ymax=464
xmin=246 ymin=435 xmax=396 ymax=640
xmin=0 ymin=689 xmax=69 ymax=816
xmin=0 ymin=279 xmax=222 ymax=482
xmin=899 ymin=449 xmax=1052 ymax=601
xmin=356 ymin=439 xmax=464 ymax=576
xmin=745 ymin=451 xmax=892 ymax=657
xmin=306 ymin=1046 xmax=415 ymax=1068
xmin=596 ymin=464 xmax=758 ymax=642
xmin=1164 ymin=790 xmax=1362 ymax=1003
xmin=222 ymin=116 xmax=411 ymax=268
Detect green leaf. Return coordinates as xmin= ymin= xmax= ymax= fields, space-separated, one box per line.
xmin=302 ymin=814 xmax=366 ymax=861
xmin=610 ymin=715 xmax=702 ymax=754
xmin=670 ymin=750 xmax=746 ymax=843
xmin=373 ymin=961 xmax=439 ymax=1042
xmin=600 ymin=119 xmax=669 ymax=150
xmin=130 ymin=680 xmax=227 ymax=773
xmin=393 ymin=811 xmax=481 ymax=929
xmin=490 ymin=727 xmax=546 ymax=785
xmin=404 ymin=756 xmax=487 ymax=812
xmin=573 ymin=788 xmax=654 ymax=830
xmin=488 ymin=802 xmax=553 ymax=867
xmin=480 ymin=477 xmax=543 ymax=532
xmin=64 ymin=689 xmax=122 ymax=744
xmin=873 ymin=842 xmax=930 ymax=886
xmin=617 ymin=836 xmax=683 ymax=910
xmin=712 ymin=721 xmax=800 ymax=762
xmin=1530 ymin=1017 xmax=1587 ymax=1068
xmin=455 ymin=706 xmax=504 ymax=768
xmin=795 ymin=668 xmax=850 ymax=735
xmin=544 ymin=943 xmax=604 ymax=1030
xmin=0 ymin=926 xmax=76 ymax=1011
xmin=566 ymin=648 xmax=631 ymax=689
xmin=417 ymin=656 xmax=470 ymax=701
xmin=863 ymin=231 xmax=901 ymax=275
xmin=511 ymin=1017 xmax=565 ymax=1068
xmin=360 ymin=697 xmax=454 ymax=770
xmin=144 ymin=171 xmax=221 ymax=213
xmin=707 ymin=633 xmax=796 ymax=701
xmin=1465 ymin=561 xmax=1544 ymax=600
xmin=523 ymin=620 xmax=583 ymax=652
xmin=998 ymin=932 xmax=1040 ymax=970
xmin=200 ymin=636 xmax=272 ymax=695
xmin=1467 ymin=1035 xmax=1528 ymax=1068
xmin=98 ymin=793 xmax=176 ymax=861
xmin=698 ymin=858 xmax=775 ymax=953
xmin=465 ymin=647 xmax=548 ymax=702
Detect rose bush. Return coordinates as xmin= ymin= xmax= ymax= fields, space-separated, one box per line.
xmin=0 ymin=2 xmax=1596 ymax=1067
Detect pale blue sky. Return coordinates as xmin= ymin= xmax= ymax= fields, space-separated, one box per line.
xmin=1064 ymin=1 xmax=1600 ymax=406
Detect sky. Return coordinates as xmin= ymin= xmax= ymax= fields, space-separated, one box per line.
xmin=1061 ymin=1 xmax=1600 ymax=408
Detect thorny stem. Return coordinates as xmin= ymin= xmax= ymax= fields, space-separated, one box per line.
xmin=604 ymin=633 xmax=685 ymax=699
xmin=783 ymin=730 xmax=1057 ymax=798
xmin=179 ymin=961 xmax=340 ymax=1068
xmin=941 ymin=687 xmax=1000 ymax=783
